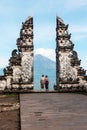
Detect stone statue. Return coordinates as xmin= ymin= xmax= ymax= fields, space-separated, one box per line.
xmin=3 ymin=66 xmax=13 ymax=76
xmin=9 ymin=49 xmax=21 ymax=66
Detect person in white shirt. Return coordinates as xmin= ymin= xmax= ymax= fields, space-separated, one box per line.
xmin=40 ymin=75 xmax=45 ymax=90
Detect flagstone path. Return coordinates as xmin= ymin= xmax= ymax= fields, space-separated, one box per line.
xmin=20 ymin=93 xmax=87 ymax=130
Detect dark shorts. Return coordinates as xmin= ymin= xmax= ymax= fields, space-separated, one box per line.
xmin=41 ymin=84 xmax=44 ymax=89
xmin=45 ymin=83 xmax=49 ymax=89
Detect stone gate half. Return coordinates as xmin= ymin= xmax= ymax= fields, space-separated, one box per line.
xmin=0 ymin=16 xmax=34 ymax=91
xmin=56 ymin=16 xmax=87 ymax=91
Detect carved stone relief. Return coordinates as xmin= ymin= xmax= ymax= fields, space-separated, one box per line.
xmin=21 ymin=52 xmax=33 ymax=83
xmin=12 ymin=66 xmax=21 ymax=83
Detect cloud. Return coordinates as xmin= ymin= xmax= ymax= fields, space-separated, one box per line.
xmin=34 ymin=48 xmax=56 ymax=62
xmin=65 ymin=0 xmax=87 ymax=10
xmin=68 ymin=24 xmax=87 ymax=41
xmin=70 ymin=25 xmax=87 ymax=33
xmin=71 ymin=34 xmax=87 ymax=41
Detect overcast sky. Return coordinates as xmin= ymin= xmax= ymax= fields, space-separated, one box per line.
xmin=0 ymin=0 xmax=87 ymax=70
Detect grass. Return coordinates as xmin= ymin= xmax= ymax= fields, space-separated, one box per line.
xmin=5 ymin=93 xmax=18 ymax=97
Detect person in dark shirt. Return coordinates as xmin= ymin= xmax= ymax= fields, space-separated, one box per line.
xmin=45 ymin=75 xmax=49 ymax=91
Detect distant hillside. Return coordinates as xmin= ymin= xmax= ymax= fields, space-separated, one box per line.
xmin=0 ymin=55 xmax=56 ymax=90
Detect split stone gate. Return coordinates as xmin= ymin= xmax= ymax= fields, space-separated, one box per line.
xmin=0 ymin=16 xmax=87 ymax=91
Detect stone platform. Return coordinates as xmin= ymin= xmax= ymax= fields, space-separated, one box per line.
xmin=20 ymin=93 xmax=87 ymax=130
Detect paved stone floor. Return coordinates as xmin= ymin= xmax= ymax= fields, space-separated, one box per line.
xmin=20 ymin=93 xmax=87 ymax=130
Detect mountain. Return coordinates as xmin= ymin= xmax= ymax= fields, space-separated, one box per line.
xmin=34 ymin=54 xmax=56 ymax=90
xmin=0 ymin=54 xmax=56 ymax=90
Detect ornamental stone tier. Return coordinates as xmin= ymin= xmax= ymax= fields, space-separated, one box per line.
xmin=56 ymin=16 xmax=87 ymax=91
xmin=0 ymin=16 xmax=34 ymax=91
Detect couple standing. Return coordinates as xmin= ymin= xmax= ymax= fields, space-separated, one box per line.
xmin=40 ymin=75 xmax=49 ymax=91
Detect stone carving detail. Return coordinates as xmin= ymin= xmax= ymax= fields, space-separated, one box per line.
xmin=56 ymin=16 xmax=87 ymax=90
xmin=17 ymin=16 xmax=33 ymax=51
xmin=9 ymin=49 xmax=21 ymax=66
xmin=0 ymin=80 xmax=6 ymax=90
xmin=21 ymin=53 xmax=33 ymax=83
xmin=78 ymin=67 xmax=86 ymax=76
xmin=59 ymin=55 xmax=77 ymax=82
xmin=12 ymin=67 xmax=21 ymax=83
xmin=70 ymin=51 xmax=81 ymax=66
xmin=3 ymin=66 xmax=13 ymax=76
